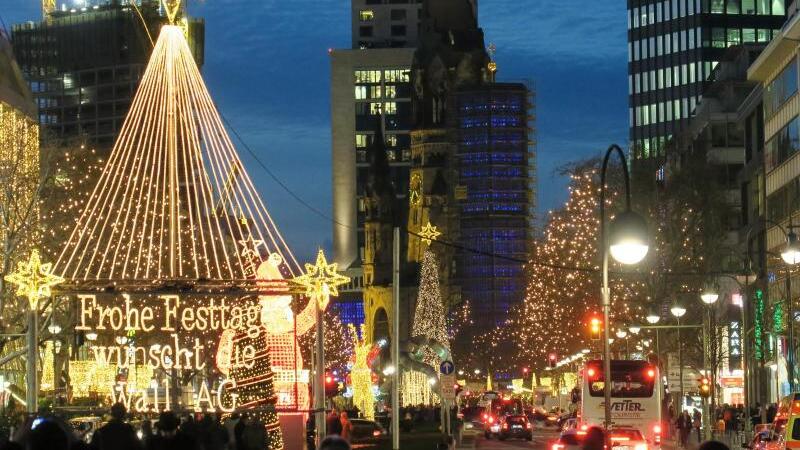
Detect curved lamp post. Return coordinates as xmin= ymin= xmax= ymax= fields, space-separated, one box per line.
xmin=600 ymin=144 xmax=649 ymax=431
xmin=671 ymin=300 xmax=687 ymax=411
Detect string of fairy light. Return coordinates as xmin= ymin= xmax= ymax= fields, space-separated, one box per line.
xmin=54 ymin=25 xmax=300 ymax=282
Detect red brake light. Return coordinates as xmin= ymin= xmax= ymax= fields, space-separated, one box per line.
xmin=587 ymin=368 xmax=596 ymax=377
xmin=653 ymin=424 xmax=662 ymax=434
xmin=580 ymin=424 xmax=589 ymax=431
xmin=553 ymin=444 xmax=565 ymax=450
xmin=646 ymin=368 xmax=655 ymax=378
xmin=503 ymin=423 xmax=509 ymax=430
xmin=527 ymin=422 xmax=532 ymax=429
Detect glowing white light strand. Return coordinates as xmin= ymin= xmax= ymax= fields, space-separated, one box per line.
xmin=55 ymin=26 xmax=300 ymax=281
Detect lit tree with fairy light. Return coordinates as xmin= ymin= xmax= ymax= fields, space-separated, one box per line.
xmin=298 ymin=309 xmax=354 ymax=373
xmin=509 ymin=163 xmax=646 ymax=372
xmin=412 ymin=249 xmax=450 ymax=366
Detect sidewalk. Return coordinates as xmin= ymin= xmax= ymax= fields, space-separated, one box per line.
xmin=457 ymin=430 xmax=477 ymax=450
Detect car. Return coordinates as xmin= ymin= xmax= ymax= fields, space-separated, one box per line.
xmin=484 ymin=413 xmax=502 ymax=439
xmin=350 ymin=418 xmax=387 ymax=443
xmin=68 ymin=416 xmax=104 ymax=443
xmin=552 ymin=431 xmax=585 ymax=450
xmin=609 ymin=428 xmax=649 ymax=450
xmin=498 ymin=415 xmax=533 ymax=441
xmin=745 ymin=429 xmax=773 ymax=450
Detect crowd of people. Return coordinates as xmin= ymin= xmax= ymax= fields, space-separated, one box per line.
xmin=0 ymin=403 xmax=346 ymax=450
xmin=671 ymin=402 xmax=779 ymax=448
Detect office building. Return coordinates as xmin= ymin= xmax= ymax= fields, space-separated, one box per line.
xmin=627 ymin=0 xmax=788 ymax=161
xmin=453 ymin=83 xmax=534 ymax=327
xmin=747 ymin=7 xmax=800 ymax=402
xmin=11 ymin=0 xmax=204 ymax=149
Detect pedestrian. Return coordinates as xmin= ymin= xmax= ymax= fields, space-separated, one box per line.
xmin=326 ymin=410 xmax=342 ymax=436
xmin=693 ymin=409 xmax=702 ymax=443
xmin=223 ymin=413 xmax=239 ymax=449
xmin=91 ymin=403 xmax=142 ymax=450
xmin=583 ymin=427 xmax=605 ymax=450
xmin=319 ymin=436 xmax=350 ymax=450
xmin=27 ymin=419 xmax=70 ymax=450
xmin=676 ymin=410 xmax=691 ymax=447
xmin=146 ymin=411 xmax=197 ymax=450
xmin=234 ymin=413 xmax=247 ymax=450
xmin=339 ymin=412 xmax=351 ymax=443
xmin=140 ymin=420 xmax=153 ymax=447
xmin=198 ymin=415 xmax=227 ymax=450
xmin=240 ymin=417 xmax=265 ymax=450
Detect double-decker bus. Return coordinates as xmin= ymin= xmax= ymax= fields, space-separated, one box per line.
xmin=580 ymin=360 xmax=663 ymax=445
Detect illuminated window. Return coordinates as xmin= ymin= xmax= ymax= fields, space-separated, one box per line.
xmin=384 ymin=102 xmax=397 ymax=114
xmin=384 ymin=69 xmax=410 ymax=83
xmin=359 ymin=10 xmax=374 ymax=21
xmin=369 ymin=103 xmax=383 ymax=114
xmin=370 ymin=86 xmax=382 ymax=98
xmin=356 ymin=134 xmax=369 ymax=148
xmin=355 ymin=70 xmax=382 ymax=83
xmin=386 ymin=134 xmax=398 ymax=147
xmin=355 ymin=86 xmax=367 ymax=100
xmin=384 ymin=85 xmax=396 ymax=98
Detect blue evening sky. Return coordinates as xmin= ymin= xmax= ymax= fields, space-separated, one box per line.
xmin=1 ymin=1 xmax=628 ymax=263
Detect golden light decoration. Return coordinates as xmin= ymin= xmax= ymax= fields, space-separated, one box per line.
xmin=291 ymin=249 xmax=349 ymax=309
xmin=53 ymin=25 xmax=301 ymax=282
xmin=418 ymin=222 xmax=441 ymax=246
xmin=161 ymin=0 xmax=182 ymax=24
xmin=348 ymin=324 xmax=375 ymax=420
xmin=4 ymin=250 xmax=64 ymax=310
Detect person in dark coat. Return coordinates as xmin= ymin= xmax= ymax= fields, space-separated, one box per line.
xmin=91 ymin=403 xmax=142 ymax=450
xmin=326 ymin=410 xmax=342 ymax=436
xmin=234 ymin=413 xmax=247 ymax=450
xmin=146 ymin=411 xmax=197 ymax=450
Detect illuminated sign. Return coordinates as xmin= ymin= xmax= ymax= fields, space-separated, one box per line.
xmin=729 ymin=321 xmax=741 ymax=370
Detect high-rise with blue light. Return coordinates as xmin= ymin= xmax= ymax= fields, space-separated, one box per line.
xmin=453 ymin=83 xmax=535 ymax=327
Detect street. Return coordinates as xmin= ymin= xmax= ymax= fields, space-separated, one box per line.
xmin=476 ymin=425 xmax=559 ymax=449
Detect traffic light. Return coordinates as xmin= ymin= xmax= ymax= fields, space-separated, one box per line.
xmin=522 ymin=367 xmax=529 ymax=376
xmin=590 ymin=317 xmax=602 ymax=341
xmin=699 ymin=376 xmax=711 ymax=397
xmin=325 ymin=371 xmax=338 ymax=397
xmin=548 ymin=353 xmax=557 ymax=368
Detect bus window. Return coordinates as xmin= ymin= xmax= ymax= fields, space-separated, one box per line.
xmin=587 ymin=363 xmax=656 ymax=398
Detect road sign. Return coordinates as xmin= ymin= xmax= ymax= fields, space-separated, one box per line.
xmin=440 ymin=373 xmax=456 ymax=403
xmin=440 ymin=360 xmax=455 ymax=375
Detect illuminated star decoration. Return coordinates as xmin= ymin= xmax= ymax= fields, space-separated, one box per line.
xmin=161 ymin=0 xmax=182 ymax=24
xmin=292 ymin=249 xmax=350 ymax=310
xmin=4 ymin=250 xmax=65 ymax=310
xmin=419 ymin=222 xmax=441 ymax=246
xmin=239 ymin=236 xmax=266 ymax=258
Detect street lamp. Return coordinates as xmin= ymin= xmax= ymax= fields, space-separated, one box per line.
xmin=700 ymin=284 xmax=720 ymax=305
xmin=782 ymin=231 xmax=800 ymax=265
xmin=671 ymin=301 xmax=687 ymax=413
xmin=629 ymin=325 xmax=641 ymax=334
xmin=615 ymin=329 xmax=628 ymax=339
xmin=646 ymin=306 xmax=661 ymax=325
xmin=599 ymin=144 xmax=649 ymax=432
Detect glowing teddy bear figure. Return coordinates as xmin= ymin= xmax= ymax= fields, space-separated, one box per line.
xmin=217 ymin=254 xmax=320 ymax=411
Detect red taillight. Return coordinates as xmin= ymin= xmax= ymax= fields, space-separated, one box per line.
xmin=653 ymin=425 xmax=662 ymax=434
xmin=526 ymin=422 xmax=532 ymax=429
xmin=503 ymin=423 xmax=509 ymax=430
xmin=553 ymin=444 xmax=565 ymax=450
xmin=580 ymin=424 xmax=589 ymax=431
xmin=483 ymin=413 xmax=488 ymax=420
xmin=373 ymin=430 xmax=381 ymax=437
xmin=646 ymin=368 xmax=656 ymax=378
xmin=488 ymin=416 xmax=495 ymax=424
xmin=587 ymin=368 xmax=596 ymax=377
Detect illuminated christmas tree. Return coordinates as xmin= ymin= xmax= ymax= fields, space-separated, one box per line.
xmin=298 ymin=309 xmax=354 ymax=372
xmin=411 ymin=249 xmax=449 ymax=366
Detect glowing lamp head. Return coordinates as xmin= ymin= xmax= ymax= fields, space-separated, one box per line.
xmin=615 ymin=329 xmax=628 ymax=339
xmin=783 ymin=231 xmax=800 ymax=265
xmin=629 ymin=325 xmax=641 ymax=334
xmin=670 ymin=302 xmax=686 ymax=318
xmin=608 ymin=211 xmax=649 ymax=265
xmin=645 ymin=310 xmax=661 ymax=324
xmin=700 ymin=284 xmax=719 ymax=305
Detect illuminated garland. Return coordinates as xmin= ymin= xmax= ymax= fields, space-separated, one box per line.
xmin=401 ymin=370 xmax=433 ymax=407
xmin=755 ymin=289 xmax=765 ymax=360
xmin=53 ymin=25 xmax=301 ymax=281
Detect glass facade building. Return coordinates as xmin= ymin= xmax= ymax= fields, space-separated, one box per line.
xmin=12 ymin=1 xmax=204 ymax=150
xmin=628 ymin=0 xmax=787 ymax=160
xmin=453 ymin=83 xmax=534 ymax=327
